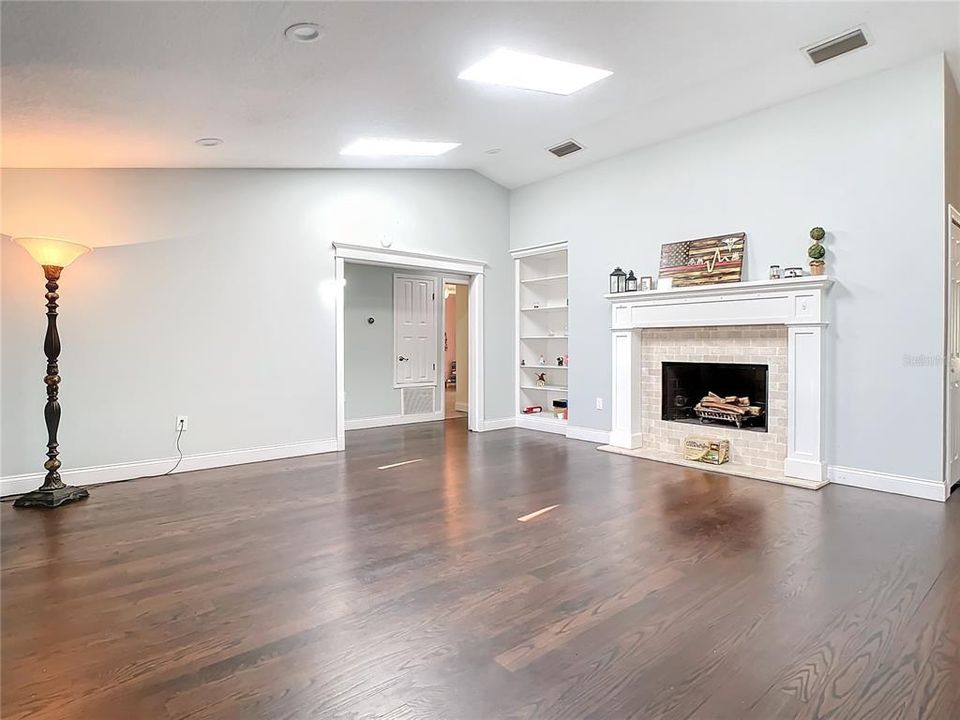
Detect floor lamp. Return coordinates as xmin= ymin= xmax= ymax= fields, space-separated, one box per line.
xmin=13 ymin=237 xmax=92 ymax=509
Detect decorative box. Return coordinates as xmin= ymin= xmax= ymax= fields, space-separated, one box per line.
xmin=683 ymin=436 xmax=730 ymax=465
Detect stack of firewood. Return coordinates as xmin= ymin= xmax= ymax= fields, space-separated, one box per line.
xmin=694 ymin=392 xmax=763 ymax=416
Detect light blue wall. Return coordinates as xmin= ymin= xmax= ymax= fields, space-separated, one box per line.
xmin=344 ymin=264 xmax=402 ymax=420
xmin=1 ymin=168 xmax=510 ymax=476
xmin=510 ymin=55 xmax=948 ymax=482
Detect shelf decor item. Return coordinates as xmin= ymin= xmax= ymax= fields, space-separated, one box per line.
xmin=808 ymin=226 xmax=826 ymax=275
xmin=536 ymin=372 xmax=547 ymax=387
xmin=769 ymin=265 xmax=782 ymax=280
xmin=625 ymin=270 xmax=638 ymax=292
xmin=659 ymin=232 xmax=746 ymax=287
xmin=609 ymin=266 xmax=627 ymax=293
xmin=784 ymin=266 xmax=803 ymax=278
xmin=640 ymin=275 xmax=653 ymax=291
xmin=12 ymin=236 xmax=93 ymax=509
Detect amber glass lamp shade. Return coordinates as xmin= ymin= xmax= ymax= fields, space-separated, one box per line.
xmin=15 ymin=236 xmax=91 ymax=269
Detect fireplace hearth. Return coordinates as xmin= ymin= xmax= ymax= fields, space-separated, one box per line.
xmin=662 ymin=361 xmax=768 ymax=432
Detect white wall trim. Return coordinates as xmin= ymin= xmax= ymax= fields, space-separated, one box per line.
xmin=477 ymin=417 xmax=516 ymax=432
xmin=509 ymin=241 xmax=569 ymax=260
xmin=345 ymin=411 xmax=444 ymax=431
xmin=828 ymin=465 xmax=948 ymax=502
xmin=1 ymin=438 xmax=339 ymax=498
xmin=468 ymin=273 xmax=485 ymax=433
xmin=335 ymin=256 xmax=346 ymax=451
xmin=334 ymin=242 xmax=486 ymax=275
xmin=565 ymin=425 xmax=611 ymax=444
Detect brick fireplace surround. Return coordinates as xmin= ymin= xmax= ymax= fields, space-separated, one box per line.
xmin=602 ymin=277 xmax=833 ymax=490
xmin=641 ymin=326 xmax=787 ymax=470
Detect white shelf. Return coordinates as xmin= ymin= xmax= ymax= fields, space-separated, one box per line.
xmin=520 ymin=335 xmax=567 ymax=340
xmin=521 ymin=364 xmax=568 ymax=370
xmin=520 ymin=384 xmax=567 ymax=392
xmin=520 ymin=273 xmax=568 ymax=284
xmin=520 ymin=305 xmax=567 ymax=312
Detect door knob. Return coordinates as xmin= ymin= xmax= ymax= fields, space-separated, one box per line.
xmin=398 ymin=355 xmax=409 ymax=361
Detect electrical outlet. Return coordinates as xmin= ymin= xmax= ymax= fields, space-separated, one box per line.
xmin=595 ymin=397 xmax=604 ymax=410
xmin=176 ymin=415 xmax=189 ymax=432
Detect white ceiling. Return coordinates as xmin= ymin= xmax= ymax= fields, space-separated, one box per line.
xmin=2 ymin=1 xmax=958 ymax=188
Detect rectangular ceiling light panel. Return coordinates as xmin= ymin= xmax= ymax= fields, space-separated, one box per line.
xmin=458 ymin=48 xmax=613 ymax=95
xmin=340 ymin=138 xmax=461 ymax=157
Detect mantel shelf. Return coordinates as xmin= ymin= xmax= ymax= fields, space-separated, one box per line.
xmin=605 ymin=275 xmax=833 ymax=303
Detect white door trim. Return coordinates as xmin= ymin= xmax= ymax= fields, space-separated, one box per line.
xmin=944 ymin=204 xmax=960 ymax=494
xmin=334 ymin=243 xmax=485 ymax=447
xmin=334 ymin=242 xmax=486 ymax=275
xmin=440 ymin=276 xmax=471 ymax=418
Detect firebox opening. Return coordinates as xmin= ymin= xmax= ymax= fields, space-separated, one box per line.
xmin=661 ymin=361 xmax=768 ymax=433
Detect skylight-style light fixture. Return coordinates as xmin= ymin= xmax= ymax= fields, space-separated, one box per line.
xmin=458 ymin=48 xmax=613 ymax=96
xmin=340 ymin=138 xmax=461 ymax=157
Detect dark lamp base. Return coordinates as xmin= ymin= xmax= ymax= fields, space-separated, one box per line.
xmin=14 ymin=485 xmax=89 ymax=508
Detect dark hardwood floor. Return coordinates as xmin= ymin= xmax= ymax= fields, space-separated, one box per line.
xmin=3 ymin=418 xmax=959 ymax=719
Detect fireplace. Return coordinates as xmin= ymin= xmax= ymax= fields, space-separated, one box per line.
xmin=661 ymin=361 xmax=768 ymax=432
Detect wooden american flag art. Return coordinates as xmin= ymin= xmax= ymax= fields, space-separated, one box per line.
xmin=658 ymin=232 xmax=746 ymax=287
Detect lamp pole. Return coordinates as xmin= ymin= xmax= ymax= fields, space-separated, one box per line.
xmin=13 ymin=237 xmax=91 ymax=509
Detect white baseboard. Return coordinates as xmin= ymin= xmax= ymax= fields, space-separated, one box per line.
xmin=345 ymin=412 xmax=443 ymax=431
xmin=565 ymin=425 xmax=611 ymax=444
xmin=516 ymin=414 xmax=566 ymax=435
xmin=1 ymin=437 xmax=340 ymax=498
xmin=477 ymin=417 xmax=517 ymax=432
xmin=455 ymin=401 xmax=469 ymax=413
xmin=828 ymin=465 xmax=948 ymax=502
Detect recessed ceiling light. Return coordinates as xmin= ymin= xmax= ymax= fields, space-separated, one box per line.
xmin=284 ymin=22 xmax=323 ymax=43
xmin=195 ymin=137 xmax=223 ymax=147
xmin=340 ymin=138 xmax=461 ymax=157
xmin=458 ymin=48 xmax=612 ymax=96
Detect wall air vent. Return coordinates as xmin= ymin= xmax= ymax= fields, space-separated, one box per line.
xmin=548 ymin=139 xmax=583 ymax=158
xmin=805 ymin=27 xmax=869 ymax=65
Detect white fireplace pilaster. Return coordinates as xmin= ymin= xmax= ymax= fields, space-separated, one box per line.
xmin=785 ymin=324 xmax=826 ymax=482
xmin=606 ymin=276 xmax=833 ymax=486
xmin=610 ymin=330 xmax=643 ymax=448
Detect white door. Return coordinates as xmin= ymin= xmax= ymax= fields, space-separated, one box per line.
xmin=394 ymin=274 xmax=437 ymax=386
xmin=948 ymin=207 xmax=960 ymax=486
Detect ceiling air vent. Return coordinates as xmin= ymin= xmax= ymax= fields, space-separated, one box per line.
xmin=805 ymin=27 xmax=869 ymax=65
xmin=548 ymin=139 xmax=583 ymax=158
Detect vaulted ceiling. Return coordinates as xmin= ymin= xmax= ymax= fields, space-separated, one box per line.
xmin=2 ymin=1 xmax=958 ymax=187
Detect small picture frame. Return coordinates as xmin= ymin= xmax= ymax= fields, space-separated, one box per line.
xmin=640 ymin=276 xmax=654 ymax=291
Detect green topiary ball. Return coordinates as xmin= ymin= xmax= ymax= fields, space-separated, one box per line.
xmin=808 ymin=243 xmax=826 ymax=260
xmin=810 ymin=226 xmax=825 ymax=242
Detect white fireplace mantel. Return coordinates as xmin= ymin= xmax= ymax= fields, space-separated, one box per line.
xmin=606 ymin=276 xmax=833 ymax=486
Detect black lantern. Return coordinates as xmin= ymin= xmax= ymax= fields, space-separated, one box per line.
xmin=625 ymin=270 xmax=638 ymax=292
xmin=610 ymin=267 xmax=626 ymax=293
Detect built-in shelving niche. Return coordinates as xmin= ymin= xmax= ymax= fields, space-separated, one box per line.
xmin=513 ymin=244 xmax=568 ymax=434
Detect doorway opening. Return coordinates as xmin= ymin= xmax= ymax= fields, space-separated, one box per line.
xmin=443 ymin=282 xmax=469 ymax=421
xmin=334 ymin=242 xmax=485 ymax=450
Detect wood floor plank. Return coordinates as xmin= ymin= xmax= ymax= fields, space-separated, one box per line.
xmin=3 ymin=418 xmax=958 ymax=719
